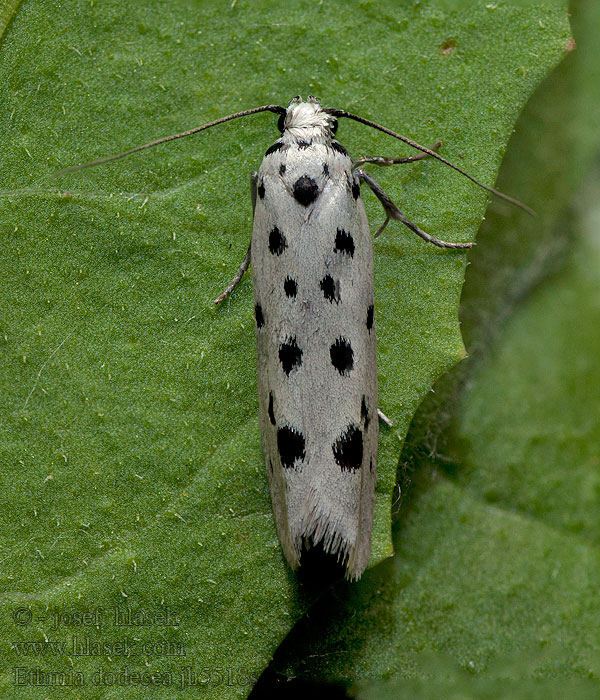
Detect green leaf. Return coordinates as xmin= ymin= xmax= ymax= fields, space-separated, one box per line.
xmin=0 ymin=1 xmax=570 ymax=697
xmin=355 ymin=675 xmax=600 ymax=700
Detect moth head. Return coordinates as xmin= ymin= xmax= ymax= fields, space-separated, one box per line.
xmin=279 ymin=95 xmax=338 ymax=138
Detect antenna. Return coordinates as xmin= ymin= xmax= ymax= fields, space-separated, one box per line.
xmin=52 ymin=105 xmax=285 ymax=177
xmin=325 ymin=108 xmax=534 ymax=215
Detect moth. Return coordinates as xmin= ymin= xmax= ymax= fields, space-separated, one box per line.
xmin=57 ymin=95 xmax=531 ymax=580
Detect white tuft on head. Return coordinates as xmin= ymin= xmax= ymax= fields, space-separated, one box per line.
xmin=282 ymin=95 xmax=336 ymax=141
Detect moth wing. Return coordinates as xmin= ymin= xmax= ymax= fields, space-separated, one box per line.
xmin=252 ymin=143 xmax=377 ymax=579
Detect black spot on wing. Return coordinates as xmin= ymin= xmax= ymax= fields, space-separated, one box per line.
xmin=268 ymin=392 xmax=276 ymax=425
xmin=320 ymin=275 xmax=340 ymax=304
xmin=258 ymin=181 xmax=265 ymax=199
xmin=279 ymin=337 xmax=303 ymax=375
xmin=284 ymin=276 xmax=297 ymax=298
xmin=361 ymin=395 xmax=370 ymax=431
xmin=278 ymin=426 xmax=305 ymax=469
xmin=265 ymin=141 xmax=284 ymax=157
xmin=330 ymin=337 xmax=353 ymax=375
xmin=293 ymin=175 xmax=319 ymax=206
xmin=366 ymin=304 xmax=374 ymax=331
xmin=334 ymin=228 xmax=355 ymax=257
xmin=333 ymin=424 xmax=363 ymax=472
xmin=352 ymin=178 xmax=361 ymax=200
xmin=268 ymin=227 xmax=287 ymax=255
xmin=255 ymin=304 xmax=265 ymax=328
xmin=330 ymin=141 xmax=349 ymax=157
xmin=279 ymin=163 xmax=286 ymax=175
xmin=323 ymin=162 xmax=329 ymax=176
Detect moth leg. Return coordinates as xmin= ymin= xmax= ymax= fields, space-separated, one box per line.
xmin=213 ymin=244 xmax=251 ymax=304
xmin=352 ymin=141 xmax=442 ymax=170
xmin=249 ymin=169 xmax=259 ymax=216
xmin=377 ymin=409 xmax=393 ymax=427
xmin=213 ymin=172 xmax=258 ymax=304
xmin=356 ymin=169 xmax=473 ymax=249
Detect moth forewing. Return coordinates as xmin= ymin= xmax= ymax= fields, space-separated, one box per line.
xmin=251 ymin=102 xmax=377 ymax=578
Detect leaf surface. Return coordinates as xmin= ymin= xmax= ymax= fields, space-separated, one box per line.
xmin=0 ymin=0 xmax=571 ymax=697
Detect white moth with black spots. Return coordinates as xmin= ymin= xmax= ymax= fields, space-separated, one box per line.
xmin=253 ymin=97 xmax=378 ymax=578
xmin=56 ymin=95 xmax=532 ymax=580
